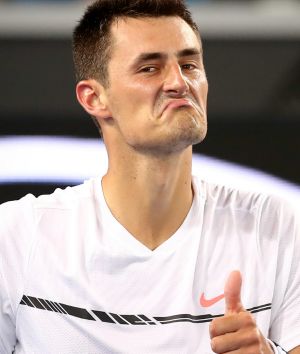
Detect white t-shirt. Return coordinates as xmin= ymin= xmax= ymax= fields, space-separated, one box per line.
xmin=0 ymin=176 xmax=299 ymax=354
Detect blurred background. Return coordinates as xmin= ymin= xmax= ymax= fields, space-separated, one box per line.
xmin=0 ymin=0 xmax=299 ymax=204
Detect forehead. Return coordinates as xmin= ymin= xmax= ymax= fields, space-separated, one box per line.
xmin=109 ymin=16 xmax=201 ymax=63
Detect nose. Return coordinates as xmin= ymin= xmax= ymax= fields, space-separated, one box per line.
xmin=163 ymin=64 xmax=189 ymax=96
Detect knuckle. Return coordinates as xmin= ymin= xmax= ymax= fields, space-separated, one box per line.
xmin=246 ymin=327 xmax=261 ymax=345
xmin=239 ymin=327 xmax=261 ymax=351
xmin=210 ymin=337 xmax=220 ymax=353
xmin=209 ymin=320 xmax=217 ymax=337
xmin=241 ymin=311 xmax=255 ymax=326
xmin=210 ymin=338 xmax=216 ymax=352
xmin=252 ymin=329 xmax=261 ymax=344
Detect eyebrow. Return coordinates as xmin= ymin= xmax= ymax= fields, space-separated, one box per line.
xmin=177 ymin=48 xmax=203 ymax=58
xmin=130 ymin=47 xmax=203 ymax=68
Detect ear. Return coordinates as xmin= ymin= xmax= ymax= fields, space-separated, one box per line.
xmin=76 ymin=79 xmax=111 ymax=120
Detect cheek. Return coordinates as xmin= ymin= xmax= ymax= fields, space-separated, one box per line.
xmin=190 ymin=80 xmax=208 ymax=105
xmin=106 ymin=88 xmax=154 ymax=136
xmin=128 ymin=81 xmax=157 ymax=111
xmin=109 ymin=81 xmax=155 ymax=118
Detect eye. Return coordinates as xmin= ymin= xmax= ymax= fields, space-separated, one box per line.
xmin=139 ymin=66 xmax=157 ymax=73
xmin=181 ymin=63 xmax=197 ymax=71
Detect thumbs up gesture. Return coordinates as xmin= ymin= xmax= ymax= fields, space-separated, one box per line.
xmin=209 ymin=271 xmax=274 ymax=353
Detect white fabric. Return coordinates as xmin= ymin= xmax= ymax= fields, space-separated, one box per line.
xmin=267 ymin=339 xmax=288 ymax=353
xmin=0 ymin=176 xmax=299 ymax=354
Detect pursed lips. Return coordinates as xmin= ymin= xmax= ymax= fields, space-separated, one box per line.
xmin=159 ymin=98 xmax=203 ymax=117
xmin=160 ymin=98 xmax=192 ymax=115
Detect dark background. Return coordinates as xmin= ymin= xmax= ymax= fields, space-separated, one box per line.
xmin=0 ymin=2 xmax=299 ymax=203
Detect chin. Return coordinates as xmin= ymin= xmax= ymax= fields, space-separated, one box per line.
xmin=174 ymin=126 xmax=207 ymax=151
xmin=139 ymin=126 xmax=206 ymax=156
xmin=175 ymin=113 xmax=207 ymax=145
xmin=130 ymin=114 xmax=207 ymax=155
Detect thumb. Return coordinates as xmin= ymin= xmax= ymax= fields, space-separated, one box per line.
xmin=224 ymin=270 xmax=245 ymax=314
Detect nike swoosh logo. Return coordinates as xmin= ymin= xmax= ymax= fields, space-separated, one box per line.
xmin=200 ymin=293 xmax=225 ymax=307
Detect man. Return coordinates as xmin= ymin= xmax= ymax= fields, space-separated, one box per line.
xmin=0 ymin=0 xmax=299 ymax=353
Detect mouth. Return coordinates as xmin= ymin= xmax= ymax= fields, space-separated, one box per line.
xmin=161 ymin=99 xmax=193 ymax=115
xmin=160 ymin=98 xmax=203 ymax=118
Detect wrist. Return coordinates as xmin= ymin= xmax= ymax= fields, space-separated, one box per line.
xmin=266 ymin=339 xmax=288 ymax=354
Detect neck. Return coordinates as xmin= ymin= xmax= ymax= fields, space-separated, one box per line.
xmin=102 ymin=147 xmax=193 ymax=250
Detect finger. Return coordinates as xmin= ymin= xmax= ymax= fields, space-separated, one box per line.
xmin=211 ymin=332 xmax=239 ymax=353
xmin=224 ymin=270 xmax=244 ymax=314
xmin=211 ymin=329 xmax=255 ymax=353
xmin=209 ymin=311 xmax=255 ymax=338
xmin=212 ymin=344 xmax=254 ymax=354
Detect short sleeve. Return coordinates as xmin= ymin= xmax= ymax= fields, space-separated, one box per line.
xmin=0 ymin=195 xmax=37 ymax=353
xmin=0 ymin=268 xmax=16 ymax=353
xmin=265 ymin=197 xmax=300 ymax=351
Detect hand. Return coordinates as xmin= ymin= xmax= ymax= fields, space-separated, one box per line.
xmin=209 ymin=270 xmax=274 ymax=354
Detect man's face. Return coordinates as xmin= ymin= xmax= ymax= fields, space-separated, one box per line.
xmin=103 ymin=16 xmax=208 ymax=155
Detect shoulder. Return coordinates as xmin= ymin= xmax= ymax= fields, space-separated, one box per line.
xmin=0 ymin=179 xmax=99 ymax=306
xmin=0 ymin=178 xmax=98 ymax=245
xmin=194 ymin=175 xmax=296 ymax=210
xmin=1 ymin=178 xmax=96 ymax=213
xmin=193 ymin=176 xmax=299 ymax=237
xmin=193 ymin=176 xmax=266 ymax=211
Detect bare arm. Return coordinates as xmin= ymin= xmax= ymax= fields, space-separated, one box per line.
xmin=290 ymin=347 xmax=300 ymax=354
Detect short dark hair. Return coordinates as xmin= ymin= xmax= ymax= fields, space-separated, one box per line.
xmin=72 ymin=0 xmax=199 ymax=87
